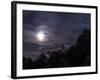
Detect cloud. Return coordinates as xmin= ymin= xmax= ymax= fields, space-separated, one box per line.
xmin=23 ymin=10 xmax=91 ymax=57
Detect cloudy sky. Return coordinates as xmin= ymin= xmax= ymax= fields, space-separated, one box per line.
xmin=23 ymin=10 xmax=90 ymax=61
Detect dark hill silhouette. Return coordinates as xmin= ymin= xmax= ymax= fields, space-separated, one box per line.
xmin=23 ymin=29 xmax=91 ymax=69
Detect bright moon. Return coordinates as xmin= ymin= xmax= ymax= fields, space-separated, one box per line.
xmin=36 ymin=31 xmax=45 ymax=41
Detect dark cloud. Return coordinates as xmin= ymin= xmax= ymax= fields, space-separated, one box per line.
xmin=23 ymin=10 xmax=90 ymax=58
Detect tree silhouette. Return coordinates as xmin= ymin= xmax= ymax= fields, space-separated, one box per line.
xmin=23 ymin=57 xmax=35 ymax=69
xmin=33 ymin=53 xmax=50 ymax=68
xmin=66 ymin=29 xmax=90 ymax=66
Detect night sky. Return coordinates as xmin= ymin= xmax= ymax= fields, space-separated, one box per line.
xmin=23 ymin=10 xmax=90 ymax=61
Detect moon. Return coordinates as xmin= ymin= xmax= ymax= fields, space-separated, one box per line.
xmin=36 ymin=31 xmax=45 ymax=41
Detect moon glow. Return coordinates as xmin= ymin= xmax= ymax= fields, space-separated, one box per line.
xmin=36 ymin=31 xmax=45 ymax=41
